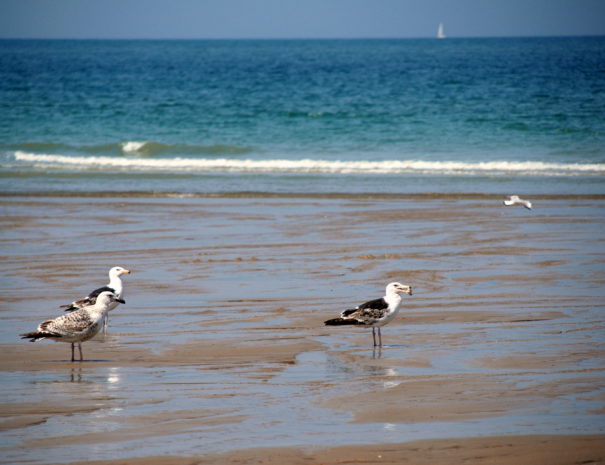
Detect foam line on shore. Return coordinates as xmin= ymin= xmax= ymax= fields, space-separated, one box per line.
xmin=13 ymin=151 xmax=605 ymax=176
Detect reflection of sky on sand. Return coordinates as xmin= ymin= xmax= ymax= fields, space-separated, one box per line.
xmin=106 ymin=366 xmax=121 ymax=385
xmin=3 ymin=325 xmax=604 ymax=464
xmin=5 ymin=338 xmax=604 ymax=463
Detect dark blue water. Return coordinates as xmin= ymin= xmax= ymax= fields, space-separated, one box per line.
xmin=1 ymin=38 xmax=604 ymax=195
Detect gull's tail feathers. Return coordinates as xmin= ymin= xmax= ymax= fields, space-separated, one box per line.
xmin=324 ymin=317 xmax=362 ymax=326
xmin=20 ymin=330 xmax=61 ymax=342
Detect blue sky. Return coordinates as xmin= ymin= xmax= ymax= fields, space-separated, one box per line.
xmin=1 ymin=0 xmax=604 ymax=39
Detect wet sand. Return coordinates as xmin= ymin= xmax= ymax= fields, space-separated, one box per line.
xmin=40 ymin=435 xmax=604 ymax=465
xmin=1 ymin=194 xmax=604 ymax=464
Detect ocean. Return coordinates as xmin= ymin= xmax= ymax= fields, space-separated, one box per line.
xmin=1 ymin=37 xmax=604 ymax=196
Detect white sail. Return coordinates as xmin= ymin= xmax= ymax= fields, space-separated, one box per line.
xmin=437 ymin=23 xmax=446 ymax=39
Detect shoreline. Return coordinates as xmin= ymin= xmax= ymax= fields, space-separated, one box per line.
xmin=2 ymin=190 xmax=605 ymax=200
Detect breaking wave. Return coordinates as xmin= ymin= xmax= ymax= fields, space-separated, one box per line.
xmin=13 ymin=151 xmax=605 ymax=176
xmin=5 ymin=141 xmax=252 ymax=157
xmin=117 ymin=141 xmax=251 ymax=156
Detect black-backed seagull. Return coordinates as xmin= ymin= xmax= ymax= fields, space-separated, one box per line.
xmin=324 ymin=282 xmax=413 ymax=347
xmin=62 ymin=266 xmax=131 ymax=333
xmin=21 ymin=291 xmax=125 ymax=361
xmin=503 ymin=195 xmax=532 ymax=210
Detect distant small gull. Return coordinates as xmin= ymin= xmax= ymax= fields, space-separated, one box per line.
xmin=324 ymin=282 xmax=413 ymax=347
xmin=62 ymin=266 xmax=131 ymax=334
xmin=503 ymin=195 xmax=532 ymax=210
xmin=21 ymin=291 xmax=125 ymax=362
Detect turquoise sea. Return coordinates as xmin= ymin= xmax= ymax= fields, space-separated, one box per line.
xmin=1 ymin=37 xmax=605 ymax=195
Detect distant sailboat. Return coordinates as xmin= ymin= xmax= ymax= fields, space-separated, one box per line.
xmin=437 ymin=23 xmax=446 ymax=39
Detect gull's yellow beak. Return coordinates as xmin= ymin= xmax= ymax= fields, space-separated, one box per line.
xmin=401 ymin=285 xmax=412 ymax=296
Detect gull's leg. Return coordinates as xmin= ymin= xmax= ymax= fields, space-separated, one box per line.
xmin=372 ymin=327 xmax=377 ymax=347
xmin=78 ymin=343 xmax=83 ymax=362
xmin=71 ymin=343 xmax=75 ymax=362
xmin=378 ymin=328 xmax=383 ymax=347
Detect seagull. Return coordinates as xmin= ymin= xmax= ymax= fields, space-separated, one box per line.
xmin=324 ymin=282 xmax=413 ymax=347
xmin=62 ymin=266 xmax=131 ymax=333
xmin=503 ymin=195 xmax=532 ymax=210
xmin=21 ymin=291 xmax=125 ymax=362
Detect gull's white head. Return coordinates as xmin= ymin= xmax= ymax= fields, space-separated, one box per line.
xmin=386 ymin=282 xmax=413 ymax=296
xmin=95 ymin=291 xmax=126 ymax=307
xmin=109 ymin=266 xmax=132 ymax=278
xmin=504 ymin=195 xmax=519 ymax=205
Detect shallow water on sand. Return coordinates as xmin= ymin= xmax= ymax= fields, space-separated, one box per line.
xmin=1 ymin=195 xmax=604 ymax=464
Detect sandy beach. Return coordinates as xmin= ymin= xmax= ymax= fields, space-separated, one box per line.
xmin=1 ymin=194 xmax=604 ymax=464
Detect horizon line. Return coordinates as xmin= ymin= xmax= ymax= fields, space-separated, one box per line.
xmin=1 ymin=34 xmax=604 ymax=41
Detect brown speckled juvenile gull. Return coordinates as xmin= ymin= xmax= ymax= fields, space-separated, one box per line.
xmin=21 ymin=291 xmax=125 ymax=361
xmin=324 ymin=282 xmax=412 ymax=347
xmin=61 ymin=266 xmax=131 ymax=334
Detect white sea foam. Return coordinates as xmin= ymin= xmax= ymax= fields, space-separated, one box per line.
xmin=121 ymin=141 xmax=148 ymax=153
xmin=13 ymin=151 xmax=605 ymax=176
